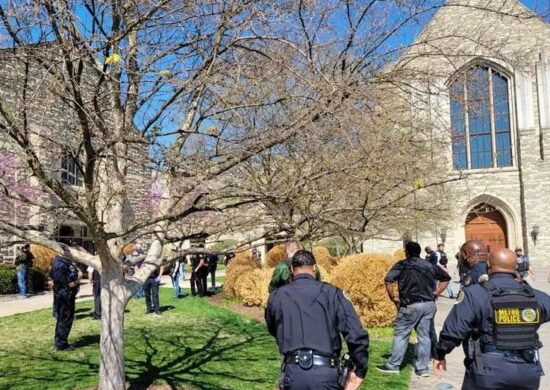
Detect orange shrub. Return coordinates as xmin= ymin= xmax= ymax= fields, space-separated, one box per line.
xmin=265 ymin=245 xmax=287 ymax=268
xmin=236 ymin=268 xmax=273 ymax=307
xmin=329 ymin=253 xmax=397 ymax=326
xmin=224 ymin=250 xmax=260 ymax=297
xmin=123 ymin=244 xmax=135 ymax=256
xmin=234 ymin=263 xmax=331 ymax=307
xmin=313 ymin=246 xmax=338 ymax=271
xmin=30 ymin=244 xmax=59 ymax=272
xmin=393 ymin=248 xmax=406 ymax=261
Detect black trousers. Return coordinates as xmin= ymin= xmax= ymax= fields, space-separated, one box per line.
xmin=462 ymin=352 xmax=541 ymax=390
xmin=143 ymin=279 xmax=160 ymax=313
xmin=54 ymin=289 xmax=76 ymax=348
xmin=209 ymin=266 xmax=217 ymax=288
xmin=191 ymin=268 xmax=207 ymax=296
xmin=199 ymin=269 xmax=208 ymax=296
xmin=92 ymin=281 xmax=101 ymax=317
xmin=279 ymin=364 xmax=341 ymax=389
xmin=190 ymin=270 xmax=198 ymax=295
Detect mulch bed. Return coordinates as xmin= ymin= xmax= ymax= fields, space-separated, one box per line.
xmin=207 ymin=293 xmax=265 ymax=323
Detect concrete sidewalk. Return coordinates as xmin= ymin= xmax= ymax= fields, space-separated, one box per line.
xmin=0 ymin=270 xmax=225 ymax=318
xmin=409 ymin=268 xmax=550 ymax=389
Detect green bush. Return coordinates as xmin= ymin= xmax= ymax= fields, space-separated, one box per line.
xmin=0 ymin=264 xmax=48 ymax=295
xmin=0 ymin=265 xmax=17 ymax=294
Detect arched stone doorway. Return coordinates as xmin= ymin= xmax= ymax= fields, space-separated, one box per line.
xmin=465 ymin=204 xmax=508 ymax=252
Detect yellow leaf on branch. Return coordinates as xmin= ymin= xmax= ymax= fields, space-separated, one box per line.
xmin=413 ymin=178 xmax=425 ymax=189
xmin=105 ymin=53 xmax=121 ymax=65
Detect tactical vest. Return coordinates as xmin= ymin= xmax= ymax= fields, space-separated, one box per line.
xmin=517 ymin=257 xmax=530 ymax=273
xmin=482 ymin=280 xmax=540 ymax=350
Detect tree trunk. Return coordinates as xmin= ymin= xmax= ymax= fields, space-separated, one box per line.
xmin=99 ymin=261 xmax=129 ymax=390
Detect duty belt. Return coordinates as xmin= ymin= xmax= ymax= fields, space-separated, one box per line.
xmin=481 ymin=344 xmax=536 ymax=362
xmin=284 ymin=350 xmax=338 ymax=369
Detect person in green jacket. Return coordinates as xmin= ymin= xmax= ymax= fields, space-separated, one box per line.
xmin=269 ymin=241 xmax=321 ymax=292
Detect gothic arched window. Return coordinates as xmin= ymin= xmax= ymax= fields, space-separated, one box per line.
xmin=450 ymin=65 xmax=513 ymax=170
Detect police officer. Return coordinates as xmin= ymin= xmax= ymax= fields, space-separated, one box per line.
xmin=516 ymin=247 xmax=535 ymax=281
xmin=207 ymin=253 xmax=219 ymax=289
xmin=87 ymin=265 xmax=101 ymax=320
xmin=461 ymin=240 xmax=489 ymax=287
xmin=433 ymin=248 xmax=550 ymax=389
xmin=50 ymin=253 xmax=80 ymax=351
xmin=265 ymin=250 xmax=369 ymax=390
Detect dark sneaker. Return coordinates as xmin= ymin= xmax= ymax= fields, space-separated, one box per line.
xmin=415 ymin=371 xmax=430 ymax=377
xmin=92 ymin=315 xmax=101 ymax=320
xmin=376 ymin=365 xmax=400 ymax=374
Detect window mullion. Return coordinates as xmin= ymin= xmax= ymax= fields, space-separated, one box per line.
xmin=488 ymin=69 xmax=497 ymax=168
xmin=464 ymin=80 xmax=471 ymax=169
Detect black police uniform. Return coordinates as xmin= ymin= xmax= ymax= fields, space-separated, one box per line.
xmin=265 ymin=274 xmax=369 ymax=389
xmin=207 ymin=254 xmax=219 ymax=289
xmin=91 ymin=269 xmax=101 ymax=319
xmin=436 ymin=273 xmax=550 ymax=389
xmin=190 ymin=254 xmax=208 ymax=296
xmin=198 ymin=255 xmax=209 ymax=296
xmin=463 ymin=261 xmax=488 ymax=287
xmin=51 ymin=255 xmax=79 ymax=350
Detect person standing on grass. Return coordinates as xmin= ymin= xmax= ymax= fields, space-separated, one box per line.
xmin=207 ymin=253 xmax=219 ymax=290
xmin=265 ymin=250 xmax=369 ymax=390
xmin=197 ymin=254 xmax=209 ymax=296
xmin=87 ymin=265 xmax=101 ymax=320
xmin=15 ymin=244 xmax=34 ymax=298
xmin=51 ymin=251 xmax=80 ymax=351
xmin=144 ymin=260 xmax=164 ymax=316
xmin=171 ymin=249 xmax=187 ymax=298
xmin=377 ymin=241 xmax=450 ymax=377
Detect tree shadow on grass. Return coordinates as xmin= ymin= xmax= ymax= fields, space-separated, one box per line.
xmin=125 ymin=319 xmax=278 ymax=390
xmin=159 ymin=305 xmax=175 ymax=313
xmin=0 ymin=304 xmax=279 ymax=390
xmin=73 ymin=334 xmax=101 ymax=348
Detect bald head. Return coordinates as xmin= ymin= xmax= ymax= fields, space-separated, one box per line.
xmin=460 ymin=240 xmax=488 ymax=267
xmin=488 ymin=248 xmax=518 ymax=275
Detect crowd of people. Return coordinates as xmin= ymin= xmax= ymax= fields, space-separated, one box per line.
xmin=11 ymin=237 xmax=550 ymax=389
xmin=12 ymin=241 xmax=226 ymax=352
xmin=265 ymin=239 xmax=549 ymax=390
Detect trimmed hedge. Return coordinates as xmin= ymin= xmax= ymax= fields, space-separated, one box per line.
xmin=0 ymin=264 xmax=48 ymax=295
xmin=265 ymin=245 xmax=287 ymax=268
xmin=30 ymin=244 xmax=58 ymax=273
xmin=224 ymin=248 xmax=331 ymax=307
xmin=329 ymin=253 xmax=398 ymax=326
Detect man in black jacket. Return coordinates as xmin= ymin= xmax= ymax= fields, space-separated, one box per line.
xmin=378 ymin=241 xmax=450 ymax=377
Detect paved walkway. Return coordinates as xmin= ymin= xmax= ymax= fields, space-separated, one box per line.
xmin=409 ymin=268 xmax=550 ymax=389
xmin=0 ymin=270 xmax=225 ymax=318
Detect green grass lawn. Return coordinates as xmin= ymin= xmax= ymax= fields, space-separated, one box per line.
xmin=0 ymin=290 xmax=410 ymax=390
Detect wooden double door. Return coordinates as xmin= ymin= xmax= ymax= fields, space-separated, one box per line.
xmin=465 ymin=205 xmax=508 ymax=252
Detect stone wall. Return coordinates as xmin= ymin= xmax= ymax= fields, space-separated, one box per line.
xmin=0 ymin=46 xmax=150 ymax=263
xmin=369 ymin=0 xmax=550 ymax=264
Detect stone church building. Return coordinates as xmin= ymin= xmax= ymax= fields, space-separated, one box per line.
xmin=364 ymin=0 xmax=550 ymax=265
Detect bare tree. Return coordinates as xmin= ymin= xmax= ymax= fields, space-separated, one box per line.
xmin=0 ymin=0 xmax=546 ymax=388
